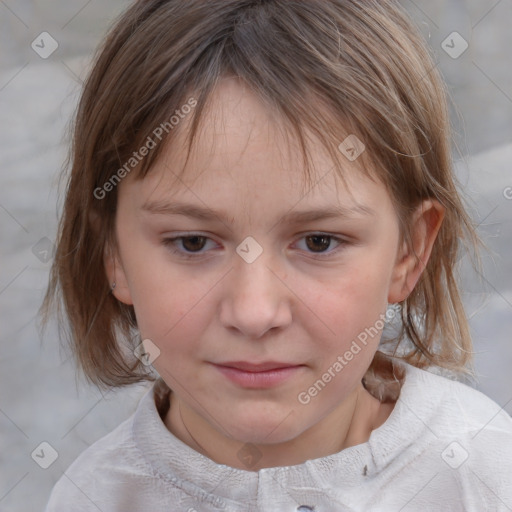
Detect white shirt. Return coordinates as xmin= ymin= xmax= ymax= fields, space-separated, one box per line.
xmin=45 ymin=363 xmax=512 ymax=511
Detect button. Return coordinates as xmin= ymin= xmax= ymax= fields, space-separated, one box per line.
xmin=297 ymin=507 xmax=315 ymax=511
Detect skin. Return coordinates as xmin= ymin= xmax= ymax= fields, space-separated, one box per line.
xmin=105 ymin=78 xmax=444 ymax=471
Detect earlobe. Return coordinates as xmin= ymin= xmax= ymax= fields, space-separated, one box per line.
xmin=103 ymin=243 xmax=134 ymax=306
xmin=388 ymin=199 xmax=445 ymax=303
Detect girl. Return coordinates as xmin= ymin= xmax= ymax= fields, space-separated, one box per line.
xmin=41 ymin=0 xmax=512 ymax=510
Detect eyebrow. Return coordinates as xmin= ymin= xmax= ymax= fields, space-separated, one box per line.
xmin=141 ymin=200 xmax=375 ymax=225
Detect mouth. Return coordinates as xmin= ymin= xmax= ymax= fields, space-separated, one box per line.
xmin=211 ymin=361 xmax=305 ymax=388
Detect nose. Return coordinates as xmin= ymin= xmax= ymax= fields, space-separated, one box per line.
xmin=219 ymin=251 xmax=292 ymax=339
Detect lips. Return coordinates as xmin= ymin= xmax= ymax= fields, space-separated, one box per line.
xmin=211 ymin=361 xmax=305 ymax=388
xmin=215 ymin=361 xmax=301 ymax=372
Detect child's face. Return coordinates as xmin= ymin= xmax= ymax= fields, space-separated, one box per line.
xmin=109 ymin=78 xmax=409 ymax=445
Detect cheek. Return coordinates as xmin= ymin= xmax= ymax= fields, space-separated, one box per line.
xmin=305 ymin=264 xmax=390 ymax=333
xmin=134 ymin=282 xmax=213 ymax=348
xmin=119 ymin=242 xmax=214 ymax=344
xmin=296 ymin=261 xmax=392 ymax=382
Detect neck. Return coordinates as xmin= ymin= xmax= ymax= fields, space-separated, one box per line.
xmin=165 ymin=385 xmax=391 ymax=471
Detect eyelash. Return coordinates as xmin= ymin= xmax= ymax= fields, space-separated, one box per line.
xmin=161 ymin=233 xmax=348 ymax=260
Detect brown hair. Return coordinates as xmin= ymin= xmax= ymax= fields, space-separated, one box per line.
xmin=40 ymin=0 xmax=481 ymax=395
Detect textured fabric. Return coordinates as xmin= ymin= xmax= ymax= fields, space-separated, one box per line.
xmin=45 ymin=363 xmax=512 ymax=511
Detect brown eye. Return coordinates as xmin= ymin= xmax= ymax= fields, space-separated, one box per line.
xmin=305 ymin=235 xmax=333 ymax=253
xmin=294 ymin=233 xmax=347 ymax=258
xmin=180 ymin=236 xmax=207 ymax=252
xmin=162 ymin=235 xmax=216 ymax=258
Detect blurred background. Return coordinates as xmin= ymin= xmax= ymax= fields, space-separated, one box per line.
xmin=1 ymin=1 xmax=511 ymax=510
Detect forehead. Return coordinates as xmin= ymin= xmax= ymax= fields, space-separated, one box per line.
xmin=164 ymin=78 xmax=321 ymax=188
xmin=121 ymin=78 xmax=389 ymax=217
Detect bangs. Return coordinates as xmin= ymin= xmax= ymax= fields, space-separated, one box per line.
xmin=92 ymin=0 xmax=426 ymax=216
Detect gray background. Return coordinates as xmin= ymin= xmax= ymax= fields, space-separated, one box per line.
xmin=1 ymin=1 xmax=511 ymax=510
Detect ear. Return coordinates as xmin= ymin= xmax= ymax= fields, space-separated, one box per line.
xmin=104 ymin=239 xmax=134 ymax=306
xmin=388 ymin=199 xmax=445 ymax=303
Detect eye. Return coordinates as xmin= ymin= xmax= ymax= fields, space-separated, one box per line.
xmin=294 ymin=233 xmax=346 ymax=257
xmin=162 ymin=234 xmax=217 ymax=258
xmin=162 ymin=232 xmax=348 ymax=260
